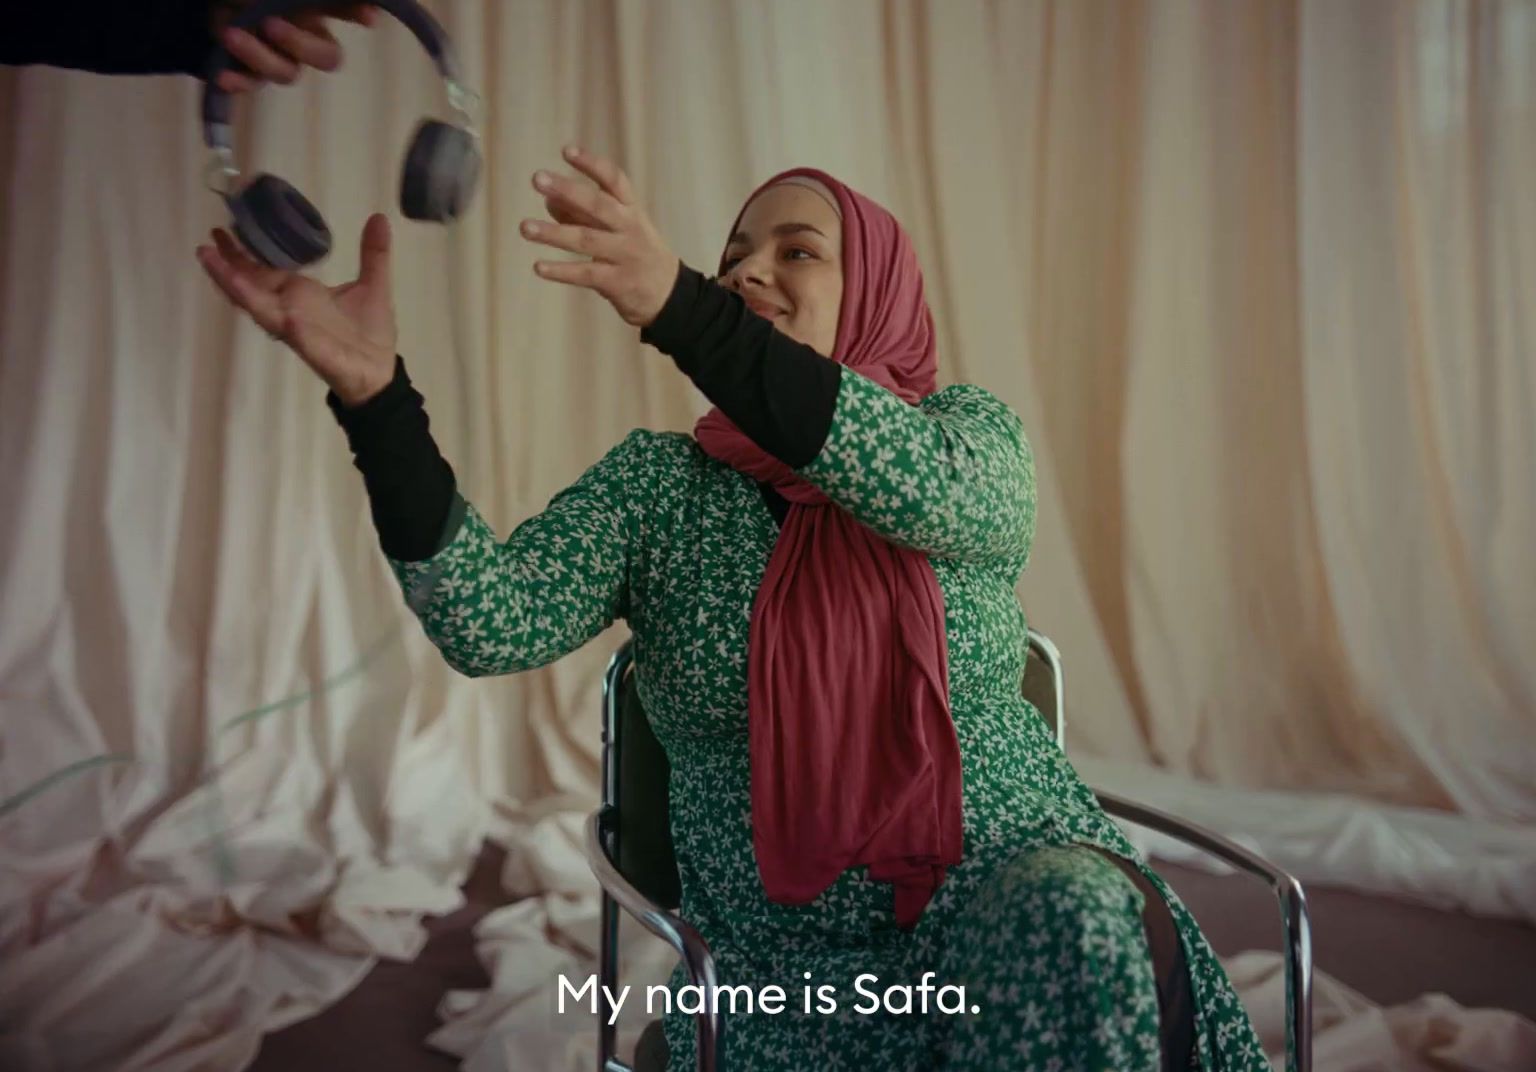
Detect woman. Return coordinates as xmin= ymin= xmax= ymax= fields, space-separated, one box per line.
xmin=196 ymin=147 xmax=1270 ymax=1072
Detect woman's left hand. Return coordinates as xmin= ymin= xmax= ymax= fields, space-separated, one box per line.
xmin=520 ymin=147 xmax=680 ymax=328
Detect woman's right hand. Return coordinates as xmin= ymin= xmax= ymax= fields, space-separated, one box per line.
xmin=196 ymin=213 xmax=398 ymax=407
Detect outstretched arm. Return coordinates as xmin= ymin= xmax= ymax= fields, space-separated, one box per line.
xmin=379 ymin=428 xmax=646 ymax=679
xmin=5 ymin=1 xmax=374 ymax=89
xmin=643 ymin=269 xmax=1033 ymax=564
xmin=326 ymin=356 xmax=641 ymax=679
xmin=517 ymin=147 xmax=1033 ymax=566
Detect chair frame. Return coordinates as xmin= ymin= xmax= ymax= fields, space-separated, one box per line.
xmin=586 ymin=629 xmax=1313 ymax=1072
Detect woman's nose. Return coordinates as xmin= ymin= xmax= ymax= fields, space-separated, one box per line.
xmin=728 ymin=251 xmax=772 ymax=289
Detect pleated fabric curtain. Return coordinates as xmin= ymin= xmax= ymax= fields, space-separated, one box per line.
xmin=0 ymin=2 xmax=1532 ymax=1070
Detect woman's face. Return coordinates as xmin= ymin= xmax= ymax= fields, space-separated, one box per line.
xmin=719 ymin=182 xmax=844 ymax=357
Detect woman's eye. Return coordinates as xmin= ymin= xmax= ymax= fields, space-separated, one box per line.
xmin=721 ymin=247 xmax=813 ymax=272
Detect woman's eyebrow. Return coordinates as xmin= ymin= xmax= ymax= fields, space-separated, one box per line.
xmin=727 ymin=222 xmax=829 ymax=245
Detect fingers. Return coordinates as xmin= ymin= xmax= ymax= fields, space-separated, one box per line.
xmin=560 ymin=145 xmax=637 ymax=206
xmin=222 ymin=26 xmax=302 ymax=84
xmin=211 ymin=228 xmax=289 ymax=291
xmin=530 ymin=148 xmax=642 ymax=233
xmin=196 ymin=242 xmax=287 ymax=335
xmin=210 ymin=227 xmax=255 ymax=270
xmin=533 ymin=169 xmax=626 ymax=232
xmin=525 ymin=147 xmax=676 ymax=326
xmin=356 ymin=213 xmax=392 ymax=288
xmin=520 ymin=219 xmax=624 ymax=261
xmin=221 ymin=12 xmax=347 ymax=85
xmin=273 ymin=14 xmax=343 ymax=71
xmin=215 ymin=68 xmax=262 ymax=94
xmin=533 ymin=260 xmax=614 ymax=290
xmin=545 ymin=195 xmax=602 ymax=229
xmin=339 ymin=4 xmax=379 ymax=26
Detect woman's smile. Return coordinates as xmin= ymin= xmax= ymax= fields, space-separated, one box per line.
xmin=746 ymin=298 xmax=787 ymax=320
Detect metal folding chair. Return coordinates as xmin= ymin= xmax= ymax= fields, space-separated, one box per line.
xmin=585 ymin=629 xmax=1313 ymax=1071
xmin=1024 ymin=631 xmax=1314 ymax=1072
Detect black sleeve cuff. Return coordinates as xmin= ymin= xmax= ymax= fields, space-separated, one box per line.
xmin=640 ymin=260 xmax=706 ymax=355
xmin=326 ymin=354 xmax=418 ymax=434
xmin=641 ymin=264 xmax=841 ymax=469
xmin=326 ymin=356 xmax=462 ymax=562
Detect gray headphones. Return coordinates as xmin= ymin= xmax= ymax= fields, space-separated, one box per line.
xmin=201 ymin=0 xmax=482 ymax=270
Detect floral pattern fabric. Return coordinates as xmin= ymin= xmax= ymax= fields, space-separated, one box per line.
xmin=388 ymin=369 xmax=1271 ymax=1071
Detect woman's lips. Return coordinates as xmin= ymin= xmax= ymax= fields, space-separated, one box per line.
xmin=747 ymin=300 xmax=786 ymax=319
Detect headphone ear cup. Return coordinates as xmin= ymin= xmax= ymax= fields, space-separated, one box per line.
xmin=228 ymin=174 xmax=332 ymax=270
xmin=400 ymin=119 xmax=481 ymax=222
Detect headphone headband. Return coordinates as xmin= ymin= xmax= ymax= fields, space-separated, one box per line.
xmin=200 ymin=0 xmax=465 ymax=152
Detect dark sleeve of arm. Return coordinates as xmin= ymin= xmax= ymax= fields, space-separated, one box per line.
xmin=5 ymin=0 xmax=216 ymax=76
xmin=325 ymin=356 xmax=465 ymax=563
xmin=640 ymin=264 xmax=842 ymax=469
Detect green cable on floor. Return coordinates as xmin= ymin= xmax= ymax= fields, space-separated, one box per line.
xmin=0 ymin=621 xmax=404 ymax=885
xmin=0 ymin=563 xmax=447 ymax=886
xmin=0 ymin=753 xmax=139 ymax=821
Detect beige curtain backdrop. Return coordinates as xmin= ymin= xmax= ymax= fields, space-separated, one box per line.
xmin=1 ymin=1 xmax=1532 ymax=1070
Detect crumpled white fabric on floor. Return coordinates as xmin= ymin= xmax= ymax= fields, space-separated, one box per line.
xmin=1078 ymin=756 xmax=1536 ymax=927
xmin=0 ymin=734 xmax=480 ymax=1072
xmin=425 ymin=806 xmax=678 ymax=1072
xmin=1226 ymin=951 xmax=1536 ymax=1072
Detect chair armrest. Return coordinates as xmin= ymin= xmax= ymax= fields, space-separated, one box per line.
xmin=585 ymin=808 xmax=720 ymax=993
xmin=1093 ymin=788 xmax=1314 ymax=1072
xmin=1093 ymin=790 xmax=1298 ymax=895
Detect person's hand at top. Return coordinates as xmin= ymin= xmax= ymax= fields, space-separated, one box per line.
xmin=519 ymin=146 xmax=682 ymax=329
xmin=210 ymin=2 xmax=379 ymax=93
xmin=195 ymin=214 xmax=398 ymax=407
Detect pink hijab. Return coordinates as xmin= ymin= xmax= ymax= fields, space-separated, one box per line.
xmin=694 ymin=168 xmax=962 ymax=928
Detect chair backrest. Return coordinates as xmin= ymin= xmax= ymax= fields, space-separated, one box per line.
xmin=603 ymin=642 xmax=682 ymax=909
xmin=1022 ymin=627 xmax=1066 ymax=750
xmin=601 ymin=627 xmax=1065 ymax=903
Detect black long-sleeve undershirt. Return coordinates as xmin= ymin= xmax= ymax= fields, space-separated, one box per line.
xmin=640 ymin=263 xmax=842 ymax=469
xmin=328 ymin=264 xmax=842 ymax=560
xmin=6 ymin=1 xmax=217 ymax=77
xmin=325 ymin=356 xmax=465 ymax=562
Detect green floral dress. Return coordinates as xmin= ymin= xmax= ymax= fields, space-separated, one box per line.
xmin=387 ymin=368 xmax=1271 ymax=1071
